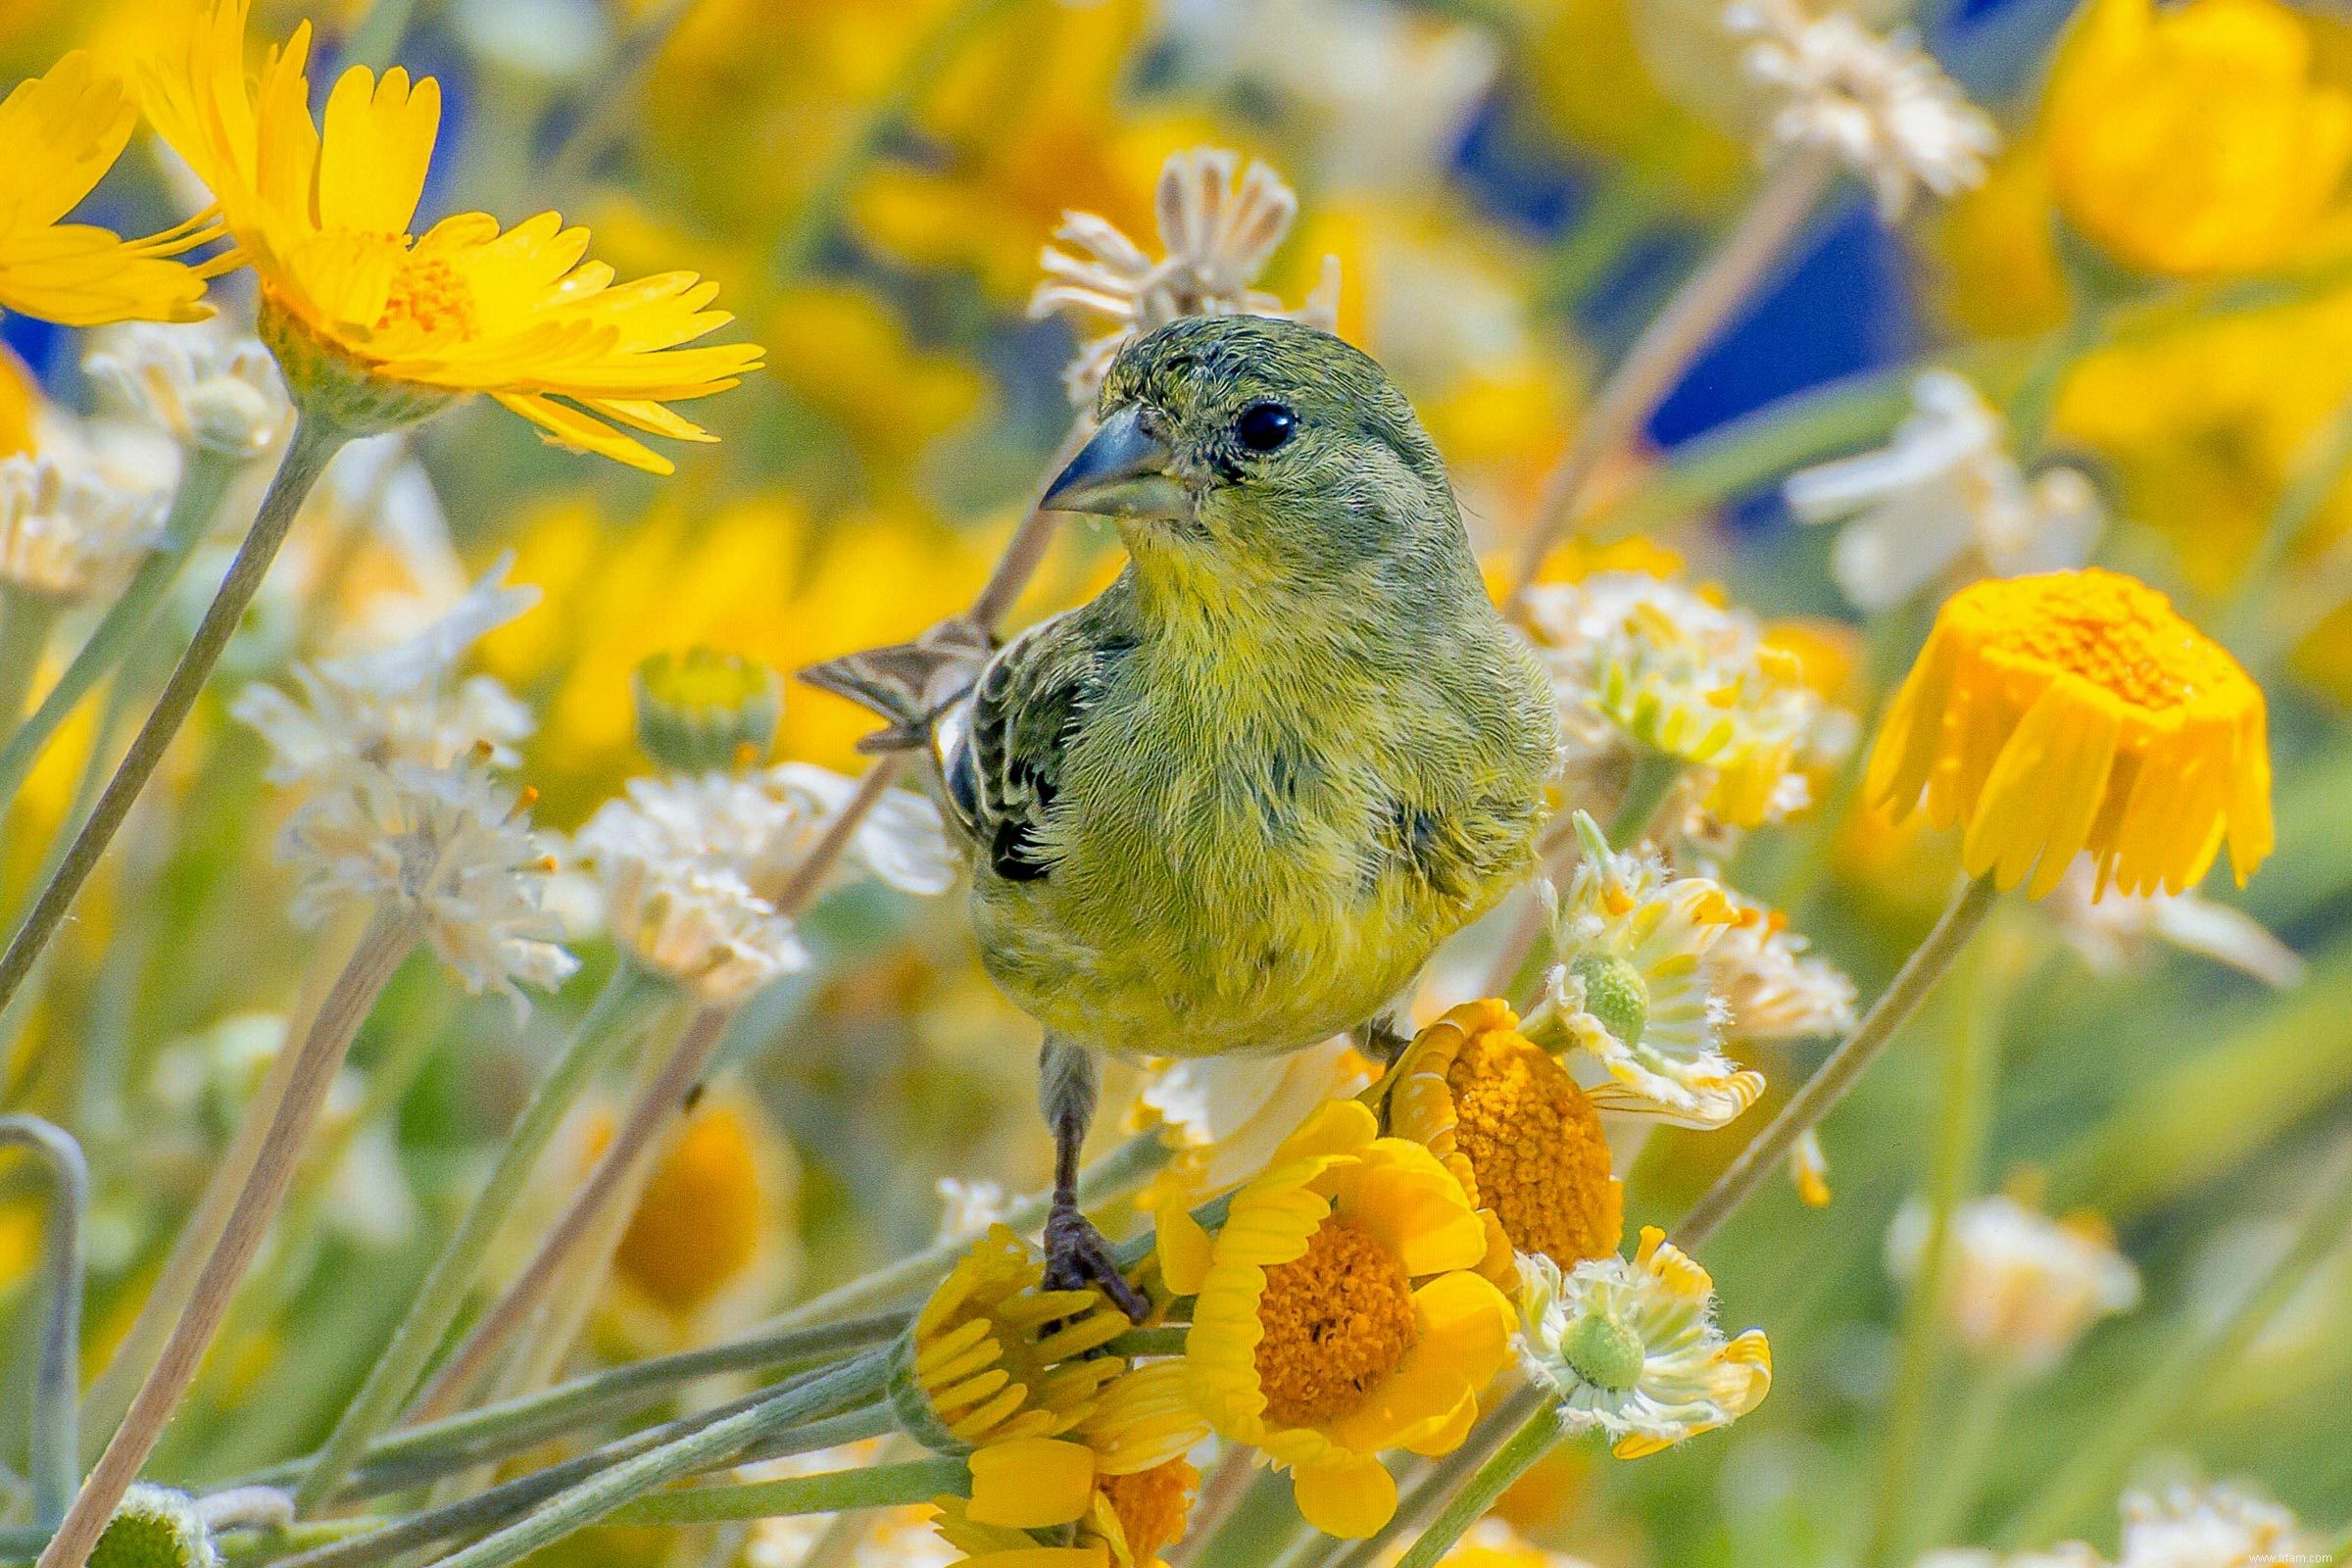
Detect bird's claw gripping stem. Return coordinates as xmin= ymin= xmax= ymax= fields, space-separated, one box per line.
xmin=1043 ymin=1200 xmax=1150 ymax=1321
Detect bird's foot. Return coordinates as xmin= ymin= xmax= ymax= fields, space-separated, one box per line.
xmin=1043 ymin=1200 xmax=1150 ymax=1322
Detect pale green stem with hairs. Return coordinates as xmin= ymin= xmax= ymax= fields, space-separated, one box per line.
xmin=600 ymin=1457 xmax=969 ymax=1526
xmin=1392 ymin=1384 xmax=1562 ymax=1568
xmin=1861 ymin=930 xmax=2006 ymax=1568
xmin=1311 ymin=1378 xmax=1542 ymax=1568
xmin=1999 ymin=1144 xmax=2352 ymax=1548
xmin=293 ymin=961 xmax=673 ymax=1512
xmin=0 ymin=1116 xmax=86 ymax=1530
xmin=0 ymin=416 xmax=349 ymax=1023
xmin=0 ymin=446 xmax=236 ymax=812
xmin=1677 ymin=875 xmax=2002 ymax=1250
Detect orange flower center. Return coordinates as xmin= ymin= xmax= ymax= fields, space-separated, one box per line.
xmin=1959 ymin=569 xmax=2236 ymax=713
xmin=1446 ymin=1029 xmax=1621 ymax=1268
xmin=1253 ymin=1219 xmax=1418 ymax=1427
xmin=612 ymin=1105 xmax=763 ymax=1313
xmin=1102 ymin=1458 xmax=1198 ymax=1564
xmin=377 ymin=255 xmax=477 ymax=342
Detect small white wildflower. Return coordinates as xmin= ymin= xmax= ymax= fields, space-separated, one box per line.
xmin=1725 ymin=0 xmax=1996 ymax=220
xmin=282 ymin=758 xmax=577 ymax=1013
xmin=933 ymin=1177 xmax=1014 ymax=1244
xmin=1787 ymin=370 xmax=2102 ymax=613
xmin=0 ymin=451 xmax=167 ymax=601
xmin=2117 ymin=1482 xmax=2317 ymax=1568
xmin=1522 ymin=571 xmax=1855 ymax=832
xmin=83 ymin=321 xmax=293 ymax=459
xmin=92 ymin=1484 xmax=220 ymax=1568
xmin=234 ymin=555 xmax=537 ymax=787
xmin=1030 ymin=146 xmax=1341 ymax=404
xmin=1527 ymin=812 xmax=1765 ymax=1129
xmin=573 ymin=779 xmax=807 ymax=1005
xmin=1518 ymin=1227 xmax=1772 ymax=1457
xmin=1135 ymin=1035 xmax=1375 ymax=1202
xmin=1886 ymin=1194 xmax=2140 ymax=1376
xmin=753 ymin=763 xmax=958 ymax=899
xmin=2045 ymin=861 xmax=2304 ymax=990
xmin=1708 ymin=889 xmax=1857 ymax=1043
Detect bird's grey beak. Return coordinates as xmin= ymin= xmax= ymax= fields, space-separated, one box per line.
xmin=1041 ymin=407 xmax=1189 ymax=520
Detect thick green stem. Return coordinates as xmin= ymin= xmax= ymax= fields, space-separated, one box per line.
xmin=1911 ymin=1366 xmax=2023 ymax=1554
xmin=602 ymin=1457 xmax=968 ymax=1526
xmin=0 ymin=1117 xmax=87 ymax=1529
xmin=1677 ymin=876 xmax=2001 ymax=1250
xmin=1999 ymin=1147 xmax=2352 ymax=1548
xmin=1605 ymin=753 xmax=1687 ymax=849
xmin=0 ymin=448 xmax=235 ymax=812
xmin=1393 ymin=1386 xmax=1561 ymax=1568
xmin=0 ymin=590 xmax=59 ymax=741
xmin=36 ymin=906 xmax=416 ymax=1568
xmin=0 ymin=417 xmax=347 ymax=1021
xmin=1861 ymin=934 xmax=2004 ymax=1568
xmin=1318 ymin=1383 xmax=1537 ymax=1568
xmin=294 ymin=962 xmax=670 ymax=1511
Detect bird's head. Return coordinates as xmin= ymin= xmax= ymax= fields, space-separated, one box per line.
xmin=1041 ymin=315 xmax=1466 ymax=600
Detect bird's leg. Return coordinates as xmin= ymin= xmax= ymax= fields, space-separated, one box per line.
xmin=1356 ymin=1010 xmax=1411 ymax=1066
xmin=1038 ymin=1037 xmax=1149 ymax=1321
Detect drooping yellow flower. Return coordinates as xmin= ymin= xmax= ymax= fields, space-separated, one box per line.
xmin=1388 ymin=1000 xmax=1624 ymax=1283
xmin=143 ymin=0 xmax=760 ymax=466
xmin=1867 ymin=569 xmax=2274 ymax=900
xmin=1156 ymin=1101 xmax=1515 ymax=1540
xmin=607 ymin=1093 xmax=800 ymax=1329
xmin=2043 ymin=0 xmax=2352 ymax=277
xmin=932 ymin=1452 xmax=1199 ymax=1568
xmin=956 ymin=1358 xmax=1206 ymax=1535
xmin=0 ymin=51 xmax=212 ymax=327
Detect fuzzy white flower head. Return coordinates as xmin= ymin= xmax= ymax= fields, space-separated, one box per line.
xmin=1134 ymin=1035 xmax=1375 ymax=1203
xmin=2044 ymin=860 xmax=2304 ymax=990
xmin=1529 ymin=812 xmax=1764 ymax=1128
xmin=1723 ymin=0 xmax=1996 ymax=220
xmin=96 ymin=1484 xmax=222 ymax=1568
xmin=2117 ymin=1482 xmax=2316 ymax=1568
xmin=1029 ymin=146 xmax=1342 ymax=404
xmin=234 ymin=556 xmax=537 ymax=788
xmin=0 ymin=451 xmax=167 ymax=601
xmin=1707 ymin=889 xmax=1857 ymax=1043
xmin=758 ymin=762 xmax=957 ymax=898
xmin=1518 ymin=1226 xmax=1772 ymax=1457
xmin=281 ymin=757 xmax=577 ymax=1014
xmin=1887 ymin=1194 xmax=2140 ymax=1375
xmin=572 ymin=776 xmax=808 ymax=1005
xmin=1786 ymin=370 xmax=2102 ymax=613
xmin=933 ymin=1177 xmax=1015 ymax=1244
xmin=83 ymin=321 xmax=293 ymax=459
xmin=1521 ymin=571 xmax=1855 ymax=831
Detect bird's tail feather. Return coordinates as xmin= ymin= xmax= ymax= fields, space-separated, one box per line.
xmin=797 ymin=618 xmax=995 ymax=755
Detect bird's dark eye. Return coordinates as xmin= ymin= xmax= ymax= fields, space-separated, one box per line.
xmin=1235 ymin=402 xmax=1296 ymax=453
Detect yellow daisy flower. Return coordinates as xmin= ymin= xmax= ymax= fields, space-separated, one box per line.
xmin=932 ymin=1453 xmax=1199 ymax=1568
xmin=1155 ymin=1100 xmax=1516 ymax=1540
xmin=1865 ymin=568 xmax=2273 ymax=900
xmin=1388 ymin=1000 xmax=1624 ymax=1283
xmin=143 ymin=0 xmax=760 ymax=468
xmin=1517 ymin=1227 xmax=1772 ymax=1459
xmin=958 ymin=1360 xmax=1207 ymax=1534
xmin=0 ymin=51 xmax=212 ymax=327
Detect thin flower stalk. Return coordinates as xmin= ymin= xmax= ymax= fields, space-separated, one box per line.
xmin=0 ymin=447 xmax=237 ymax=808
xmin=0 ymin=589 xmax=60 ymax=734
xmin=1999 ymin=1145 xmax=2352 ymax=1548
xmin=0 ymin=416 xmax=350 ymax=1022
xmin=598 ymin=1457 xmax=967 ymax=1526
xmin=0 ymin=1116 xmax=87 ymax=1529
xmin=1862 ymin=936 xmax=2005 ymax=1568
xmin=292 ymin=961 xmax=673 ymax=1511
xmin=1391 ymin=1383 xmax=1560 ymax=1568
xmin=36 ymin=906 xmax=417 ymax=1568
xmin=1677 ymin=875 xmax=2001 ymax=1250
xmin=1503 ymin=148 xmax=1838 ymax=614
xmin=406 ymin=1004 xmax=733 ymax=1421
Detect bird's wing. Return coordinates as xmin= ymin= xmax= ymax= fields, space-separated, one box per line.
xmin=953 ymin=612 xmax=1126 ymax=883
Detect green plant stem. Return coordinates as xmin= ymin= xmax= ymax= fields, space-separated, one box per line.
xmin=1317 ymin=1383 xmax=1537 ymax=1568
xmin=1677 ymin=876 xmax=2000 ymax=1250
xmin=1605 ymin=753 xmax=1687 ymax=849
xmin=1505 ymin=146 xmax=1839 ymax=612
xmin=768 ymin=0 xmax=1022 ymax=283
xmin=0 ymin=447 xmax=235 ymax=812
xmin=602 ymin=1457 xmax=969 ymax=1526
xmin=1163 ymin=1444 xmax=1255 ymax=1568
xmin=0 ymin=1116 xmax=86 ymax=1529
xmin=35 ymin=905 xmax=416 ymax=1568
xmin=412 ymin=1355 xmax=894 ymax=1568
xmin=1861 ymin=933 xmax=2005 ymax=1568
xmin=0 ymin=589 xmax=59 ymax=741
xmin=754 ymin=1129 xmax=1169 ymax=1335
xmin=1911 ymin=1366 xmax=2023 ymax=1554
xmin=294 ymin=961 xmax=670 ymax=1511
xmin=0 ymin=416 xmax=347 ymax=1023
xmin=1393 ymin=1385 xmax=1561 ymax=1568
xmin=2226 ymin=387 xmax=2352 ymax=655
xmin=543 ymin=0 xmax=696 ymax=192
xmin=2003 ymin=298 xmax=2108 ymax=461
xmin=1999 ymin=1146 xmax=2352 ymax=1548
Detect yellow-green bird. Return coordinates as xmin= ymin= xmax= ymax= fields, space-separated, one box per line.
xmin=806 ymin=315 xmax=1557 ymax=1313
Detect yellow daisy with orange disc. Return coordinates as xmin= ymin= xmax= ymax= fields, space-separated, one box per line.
xmin=1389 ymin=1000 xmax=1623 ymax=1283
xmin=143 ymin=0 xmax=760 ymax=466
xmin=1156 ymin=1101 xmax=1517 ymax=1540
xmin=1866 ymin=568 xmax=2272 ymax=899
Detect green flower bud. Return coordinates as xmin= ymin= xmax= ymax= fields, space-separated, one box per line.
xmin=91 ymin=1486 xmax=220 ymax=1568
xmin=1558 ymin=1311 xmax=1647 ymax=1394
xmin=1569 ymin=951 xmax=1649 ymax=1049
xmin=634 ymin=649 xmax=783 ymax=773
